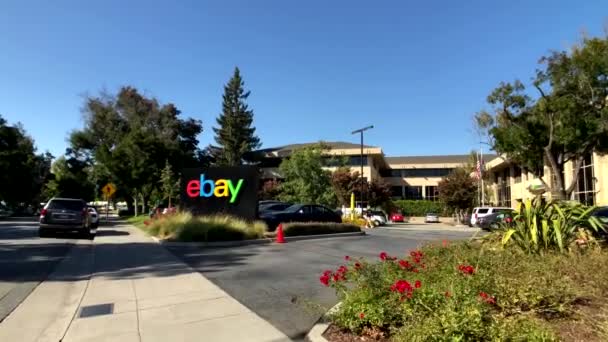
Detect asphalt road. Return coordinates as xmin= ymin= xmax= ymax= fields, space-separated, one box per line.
xmin=0 ymin=217 xmax=78 ymax=322
xmin=168 ymin=225 xmax=479 ymax=341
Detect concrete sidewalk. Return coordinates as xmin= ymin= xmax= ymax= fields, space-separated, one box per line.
xmin=0 ymin=221 xmax=290 ymax=342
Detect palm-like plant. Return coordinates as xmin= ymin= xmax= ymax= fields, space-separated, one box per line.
xmin=500 ymin=198 xmax=604 ymax=253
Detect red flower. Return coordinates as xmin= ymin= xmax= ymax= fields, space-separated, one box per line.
xmin=359 ymin=312 xmax=365 ymax=319
xmin=379 ymin=252 xmax=388 ymax=261
xmin=442 ymin=239 xmax=449 ymax=247
xmin=444 ymin=291 xmax=451 ymax=298
xmin=320 ymin=275 xmax=330 ymax=286
xmin=410 ymin=250 xmax=424 ymax=264
xmin=479 ymin=291 xmax=496 ymax=304
xmin=398 ymin=259 xmax=411 ymax=270
xmin=337 ymin=265 xmax=348 ymax=274
xmin=390 ymin=280 xmax=413 ymax=294
xmin=344 ymin=255 xmax=351 ymax=261
xmin=458 ymin=264 xmax=475 ymax=275
xmin=415 ymin=280 xmax=422 ymax=289
xmin=323 ymin=270 xmax=333 ymax=276
xmin=354 ymin=262 xmax=362 ymax=269
xmin=412 ymin=268 xmax=419 ymax=273
xmin=333 ymin=274 xmax=340 ymax=282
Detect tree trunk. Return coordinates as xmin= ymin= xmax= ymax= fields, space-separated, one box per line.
xmin=133 ymin=196 xmax=139 ymax=217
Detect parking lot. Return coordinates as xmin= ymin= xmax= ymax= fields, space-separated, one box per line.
xmin=167 ymin=225 xmax=479 ymax=340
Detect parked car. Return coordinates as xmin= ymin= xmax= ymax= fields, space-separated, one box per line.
xmin=367 ymin=210 xmax=387 ymax=226
xmin=425 ymin=213 xmax=440 ymax=223
xmin=476 ymin=210 xmax=514 ymax=230
xmin=259 ymin=202 xmax=292 ymax=213
xmin=87 ymin=206 xmax=99 ymax=228
xmin=259 ymin=204 xmax=342 ymax=231
xmin=470 ymin=207 xmax=512 ymax=226
xmin=390 ymin=212 xmax=405 ymax=223
xmin=39 ymin=198 xmax=93 ymax=239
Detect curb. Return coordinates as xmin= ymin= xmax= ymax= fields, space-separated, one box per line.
xmin=306 ymin=302 xmax=342 ymax=342
xmin=149 ymin=231 xmax=366 ymax=248
xmin=377 ymin=226 xmax=481 ymax=233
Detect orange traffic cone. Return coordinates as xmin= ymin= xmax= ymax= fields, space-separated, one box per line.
xmin=276 ymin=223 xmax=286 ymax=244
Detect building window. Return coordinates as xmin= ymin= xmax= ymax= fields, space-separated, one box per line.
xmin=574 ymin=154 xmax=595 ymax=205
xmin=425 ymin=186 xmax=438 ymax=201
xmin=322 ymin=155 xmax=368 ymax=167
xmin=514 ymin=166 xmax=522 ymax=183
xmin=404 ymin=186 xmax=423 ymax=200
xmin=391 ymin=186 xmax=403 ymax=198
xmin=497 ymin=168 xmax=511 ymax=207
xmin=395 ymin=168 xmax=453 ymax=178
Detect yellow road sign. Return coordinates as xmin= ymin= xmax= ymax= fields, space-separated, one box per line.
xmin=101 ymin=183 xmax=116 ymax=198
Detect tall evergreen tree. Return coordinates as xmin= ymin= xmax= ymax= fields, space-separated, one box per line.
xmin=212 ymin=67 xmax=261 ymax=166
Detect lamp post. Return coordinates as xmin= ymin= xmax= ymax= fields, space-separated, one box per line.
xmin=351 ymin=125 xmax=374 ymax=211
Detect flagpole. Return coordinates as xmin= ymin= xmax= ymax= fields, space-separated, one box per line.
xmin=480 ymin=145 xmax=485 ymax=206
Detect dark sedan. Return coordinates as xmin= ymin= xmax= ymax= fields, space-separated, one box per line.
xmin=476 ymin=211 xmax=514 ymax=230
xmin=259 ymin=204 xmax=342 ymax=231
xmin=259 ymin=202 xmax=292 ymax=213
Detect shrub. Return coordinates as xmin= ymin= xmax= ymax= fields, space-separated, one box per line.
xmin=393 ymin=200 xmax=447 ymax=217
xmin=282 ymin=222 xmax=361 ymax=236
xmin=497 ymin=198 xmax=604 ymax=253
xmin=145 ymin=212 xmax=266 ymax=242
xmin=341 ymin=216 xmax=367 ymax=226
xmin=321 ymin=241 xmax=608 ymax=340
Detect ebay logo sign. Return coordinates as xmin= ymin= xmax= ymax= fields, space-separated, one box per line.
xmin=186 ymin=174 xmax=244 ymax=203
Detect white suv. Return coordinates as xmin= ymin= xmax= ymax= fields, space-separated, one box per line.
xmin=470 ymin=207 xmax=512 ymax=226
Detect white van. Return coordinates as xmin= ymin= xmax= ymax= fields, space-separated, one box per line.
xmin=470 ymin=207 xmax=512 ymax=226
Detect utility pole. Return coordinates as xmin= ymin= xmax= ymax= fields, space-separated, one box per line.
xmin=351 ymin=125 xmax=374 ymax=211
xmin=480 ymin=144 xmax=485 ymax=206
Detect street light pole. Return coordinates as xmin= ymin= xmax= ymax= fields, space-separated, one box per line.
xmin=352 ymin=125 xmax=374 ymax=211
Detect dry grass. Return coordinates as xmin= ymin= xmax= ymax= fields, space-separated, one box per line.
xmin=145 ymin=212 xmax=266 ymax=242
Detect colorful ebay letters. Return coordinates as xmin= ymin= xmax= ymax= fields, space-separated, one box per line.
xmin=185 ymin=174 xmax=244 ymax=203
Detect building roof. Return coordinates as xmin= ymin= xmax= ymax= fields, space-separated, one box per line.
xmin=257 ymin=141 xmax=376 ymax=154
xmin=385 ymin=154 xmax=497 ymax=165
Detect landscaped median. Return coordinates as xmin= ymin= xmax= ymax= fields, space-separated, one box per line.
xmin=315 ymin=199 xmax=608 ymax=341
xmin=127 ymin=212 xmax=363 ymax=244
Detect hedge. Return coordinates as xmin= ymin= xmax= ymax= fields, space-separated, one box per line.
xmin=282 ymin=222 xmax=361 ymax=237
xmin=393 ymin=200 xmax=448 ymax=216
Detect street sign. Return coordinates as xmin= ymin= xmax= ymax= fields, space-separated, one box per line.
xmin=101 ymin=183 xmax=116 ymax=198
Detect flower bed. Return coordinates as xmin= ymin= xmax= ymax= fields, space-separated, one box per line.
xmin=320 ymin=241 xmax=608 ymax=341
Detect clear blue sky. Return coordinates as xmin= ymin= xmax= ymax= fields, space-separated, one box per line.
xmin=1 ymin=1 xmax=606 ymax=158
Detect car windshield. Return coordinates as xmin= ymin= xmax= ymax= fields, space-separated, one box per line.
xmin=426 ymin=213 xmax=437 ymax=216
xmin=47 ymin=200 xmax=84 ymax=211
xmin=284 ymin=205 xmax=304 ymax=213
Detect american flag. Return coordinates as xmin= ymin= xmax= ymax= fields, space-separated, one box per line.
xmin=475 ymin=159 xmax=484 ymax=179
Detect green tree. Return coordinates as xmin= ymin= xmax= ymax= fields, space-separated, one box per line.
xmin=70 ymin=87 xmax=203 ymax=215
xmin=42 ymin=155 xmax=95 ymax=201
xmin=278 ymin=144 xmax=336 ymax=207
xmin=438 ymin=168 xmax=478 ymax=223
xmin=475 ymin=35 xmax=608 ymax=200
xmin=159 ymin=160 xmax=179 ymax=207
xmin=212 ymin=67 xmax=261 ymax=166
xmin=0 ymin=115 xmax=52 ymax=206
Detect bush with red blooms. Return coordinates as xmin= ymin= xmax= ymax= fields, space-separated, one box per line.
xmin=320 ymin=241 xmax=593 ymax=340
xmin=458 ymin=264 xmax=475 ymax=275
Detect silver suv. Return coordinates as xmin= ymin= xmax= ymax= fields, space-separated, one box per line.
xmin=39 ymin=198 xmax=93 ymax=239
xmin=470 ymin=207 xmax=512 ymax=226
